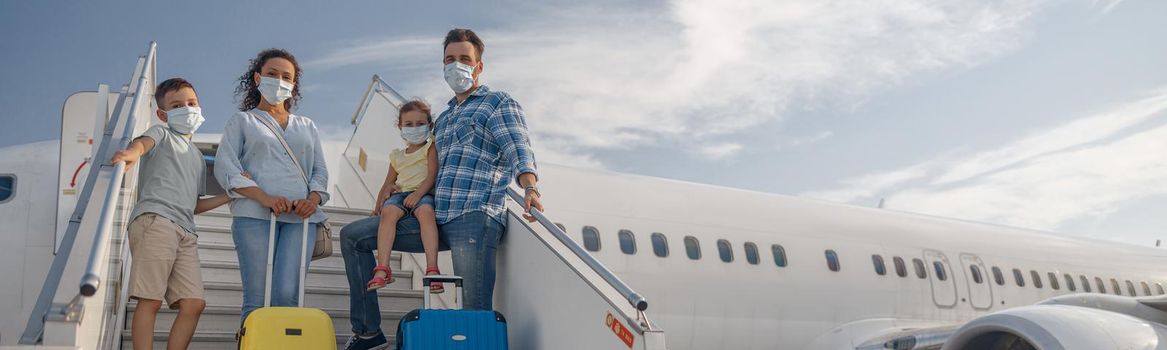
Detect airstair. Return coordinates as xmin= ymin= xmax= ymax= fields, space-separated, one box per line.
xmin=12 ymin=42 xmax=667 ymax=349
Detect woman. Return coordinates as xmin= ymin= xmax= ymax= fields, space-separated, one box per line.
xmin=214 ymin=48 xmax=329 ymax=322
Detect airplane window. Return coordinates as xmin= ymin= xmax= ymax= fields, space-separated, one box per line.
xmin=970 ymin=265 xmax=983 ymax=284
xmin=684 ymin=236 xmax=701 ymax=260
xmin=0 ymin=175 xmax=13 ymax=204
xmin=717 ymin=239 xmax=734 ymax=263
xmin=1095 ymin=277 xmax=1106 ymax=294
xmin=582 ymin=226 xmax=601 ymax=252
xmin=618 ymin=230 xmax=637 ymax=255
xmin=1110 ymin=279 xmax=1121 ymax=295
xmin=744 ymin=242 xmax=759 ymax=265
xmin=912 ymin=259 xmax=927 ymax=279
xmin=992 ymin=266 xmax=1005 ymax=286
xmin=1080 ymin=276 xmax=1091 ymax=293
xmin=893 ymin=257 xmax=907 ymax=277
xmin=1064 ymin=274 xmax=1075 ymax=292
xmin=1141 ymin=281 xmax=1152 ymax=296
xmin=1126 ymin=280 xmax=1137 ymax=296
xmin=771 ymin=244 xmax=788 ymax=267
xmin=651 ymin=233 xmax=669 ymax=258
xmin=1156 ymin=283 xmax=1165 ymax=295
xmin=1013 ymin=269 xmax=1026 ymax=287
xmin=933 ymin=261 xmax=947 ymax=281
xmin=1030 ymin=271 xmax=1043 ymax=289
xmin=1048 ymin=272 xmax=1059 ymax=290
xmin=554 ymin=223 xmax=566 ymax=232
xmin=872 ymin=255 xmax=886 ymax=276
xmin=826 ymin=250 xmax=840 ymax=272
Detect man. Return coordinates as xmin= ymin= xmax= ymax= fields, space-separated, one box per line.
xmin=339 ymin=28 xmax=542 ymax=350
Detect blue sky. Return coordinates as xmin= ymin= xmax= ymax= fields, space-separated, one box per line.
xmin=3 ymin=0 xmax=1167 ymax=246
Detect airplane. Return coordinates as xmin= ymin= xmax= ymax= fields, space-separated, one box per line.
xmin=1 ymin=42 xmax=1165 ymax=349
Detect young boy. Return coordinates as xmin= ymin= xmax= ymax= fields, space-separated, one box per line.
xmin=111 ymin=78 xmax=229 ymax=350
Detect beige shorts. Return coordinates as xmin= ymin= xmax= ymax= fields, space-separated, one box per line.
xmin=127 ymin=213 xmax=204 ymax=308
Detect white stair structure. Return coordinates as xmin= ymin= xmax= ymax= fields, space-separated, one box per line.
xmin=11 ymin=42 xmax=667 ymax=350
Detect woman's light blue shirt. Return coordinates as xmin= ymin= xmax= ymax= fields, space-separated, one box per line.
xmin=214 ymin=110 xmax=330 ymax=223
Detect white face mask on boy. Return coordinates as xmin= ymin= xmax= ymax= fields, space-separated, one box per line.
xmin=258 ymin=76 xmax=294 ymax=105
xmin=165 ymin=106 xmax=204 ymax=135
xmin=401 ymin=125 xmax=430 ymax=145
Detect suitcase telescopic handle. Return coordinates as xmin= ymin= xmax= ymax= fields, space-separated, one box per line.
xmin=422 ymin=275 xmax=464 ymax=309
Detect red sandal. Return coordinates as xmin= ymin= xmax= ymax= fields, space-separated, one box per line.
xmin=366 ymin=265 xmax=394 ymax=291
xmin=426 ymin=266 xmax=445 ymax=294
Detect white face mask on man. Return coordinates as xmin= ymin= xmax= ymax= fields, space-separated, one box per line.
xmin=444 ymin=62 xmax=475 ymax=93
xmin=165 ymin=106 xmax=204 ymax=135
xmin=258 ymin=76 xmax=294 ymax=105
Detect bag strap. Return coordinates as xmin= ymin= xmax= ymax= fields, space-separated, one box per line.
xmin=247 ymin=111 xmax=311 ymax=188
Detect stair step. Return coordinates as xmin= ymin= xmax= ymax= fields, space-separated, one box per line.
xmin=197 ymin=241 xmax=401 ymax=270
xmin=124 ymin=303 xmax=408 ymax=336
xmin=121 ymin=330 xmax=397 ymax=349
xmin=202 ymin=281 xmax=424 ymax=311
xmin=199 ymin=260 xmax=414 ymax=290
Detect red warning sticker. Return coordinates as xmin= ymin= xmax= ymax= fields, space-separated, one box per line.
xmin=606 ymin=312 xmax=635 ymax=348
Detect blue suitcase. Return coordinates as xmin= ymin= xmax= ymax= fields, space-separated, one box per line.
xmin=396 ymin=275 xmax=508 ymax=350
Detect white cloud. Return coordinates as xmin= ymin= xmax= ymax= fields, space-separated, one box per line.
xmin=696 ymin=142 xmax=744 ymax=159
xmin=306 ymin=0 xmax=1048 ymax=167
xmin=802 ymin=89 xmax=1167 ymax=232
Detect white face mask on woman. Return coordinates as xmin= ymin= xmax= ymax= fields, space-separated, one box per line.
xmin=400 ymin=125 xmax=430 ymax=145
xmin=443 ymin=62 xmax=475 ymax=93
xmin=165 ymin=106 xmax=204 ymax=135
xmin=258 ymin=76 xmax=294 ymax=105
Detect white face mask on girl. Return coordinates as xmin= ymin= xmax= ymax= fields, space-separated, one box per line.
xmin=443 ymin=62 xmax=475 ymax=93
xmin=258 ymin=76 xmax=294 ymax=105
xmin=165 ymin=106 xmax=204 ymax=135
xmin=400 ymin=125 xmax=430 ymax=145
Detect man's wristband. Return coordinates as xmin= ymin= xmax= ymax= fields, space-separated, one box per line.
xmin=524 ymin=186 xmax=540 ymax=197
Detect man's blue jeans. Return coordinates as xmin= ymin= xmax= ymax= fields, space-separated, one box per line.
xmin=340 ymin=211 xmax=504 ymax=336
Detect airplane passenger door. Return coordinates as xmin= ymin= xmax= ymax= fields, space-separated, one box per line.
xmin=924 ymin=250 xmax=957 ymax=308
xmin=959 ymin=254 xmax=993 ymax=310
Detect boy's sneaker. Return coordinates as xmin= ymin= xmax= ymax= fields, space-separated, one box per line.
xmin=343 ymin=332 xmax=389 ymax=350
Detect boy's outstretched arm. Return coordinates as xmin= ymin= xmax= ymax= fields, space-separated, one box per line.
xmin=110 ymin=137 xmax=156 ymax=169
xmin=194 ymin=194 xmax=230 ymax=214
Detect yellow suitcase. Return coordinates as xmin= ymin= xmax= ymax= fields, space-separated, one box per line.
xmin=239 ymin=216 xmax=337 ymax=349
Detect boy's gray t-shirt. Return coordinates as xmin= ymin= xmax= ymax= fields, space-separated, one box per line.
xmin=128 ymin=125 xmax=205 ymax=234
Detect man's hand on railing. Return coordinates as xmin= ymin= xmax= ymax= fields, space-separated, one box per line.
xmin=523 ymin=189 xmax=544 ymax=223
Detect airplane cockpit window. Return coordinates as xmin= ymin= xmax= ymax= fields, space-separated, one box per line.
xmin=744 ymin=242 xmax=760 ymax=265
xmin=1125 ymin=280 xmax=1137 ymax=296
xmin=582 ymin=226 xmax=601 ymax=252
xmin=893 ymin=257 xmax=907 ymax=277
xmin=1013 ymin=269 xmax=1026 ymax=287
xmin=0 ymin=175 xmax=14 ymax=204
xmin=1079 ymin=275 xmax=1091 ymax=293
xmin=969 ymin=265 xmax=983 ymax=284
xmin=684 ymin=236 xmax=701 ymax=260
xmin=1156 ymin=283 xmax=1165 ymax=295
xmin=992 ymin=266 xmax=1005 ymax=285
xmin=912 ymin=259 xmax=927 ymax=279
xmin=1095 ymin=277 xmax=1106 ymax=294
xmin=933 ymin=261 xmax=947 ymax=281
xmin=651 ymin=233 xmax=669 ymax=258
xmin=618 ymin=230 xmax=637 ymax=255
xmin=1047 ymin=272 xmax=1059 ymax=290
xmin=717 ymin=239 xmax=734 ymax=263
xmin=1030 ymin=270 xmax=1043 ymax=289
xmin=872 ymin=255 xmax=886 ymax=276
xmin=554 ymin=223 xmax=567 ymax=232
xmin=1141 ymin=281 xmax=1151 ymax=296
xmin=771 ymin=245 xmax=788 ymax=267
xmin=1064 ymin=274 xmax=1075 ymax=291
xmin=1110 ymin=279 xmax=1121 ymax=295
xmin=826 ymin=250 xmax=840 ymax=272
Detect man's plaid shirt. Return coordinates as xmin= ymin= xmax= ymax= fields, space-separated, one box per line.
xmin=433 ymin=85 xmax=538 ymax=225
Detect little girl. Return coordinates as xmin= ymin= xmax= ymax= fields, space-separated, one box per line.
xmin=366 ymin=100 xmax=443 ymax=293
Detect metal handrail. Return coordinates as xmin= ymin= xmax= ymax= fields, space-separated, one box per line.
xmin=505 ymin=187 xmax=649 ymax=311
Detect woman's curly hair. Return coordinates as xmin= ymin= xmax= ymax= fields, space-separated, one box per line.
xmin=235 ymin=48 xmax=302 ymax=111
